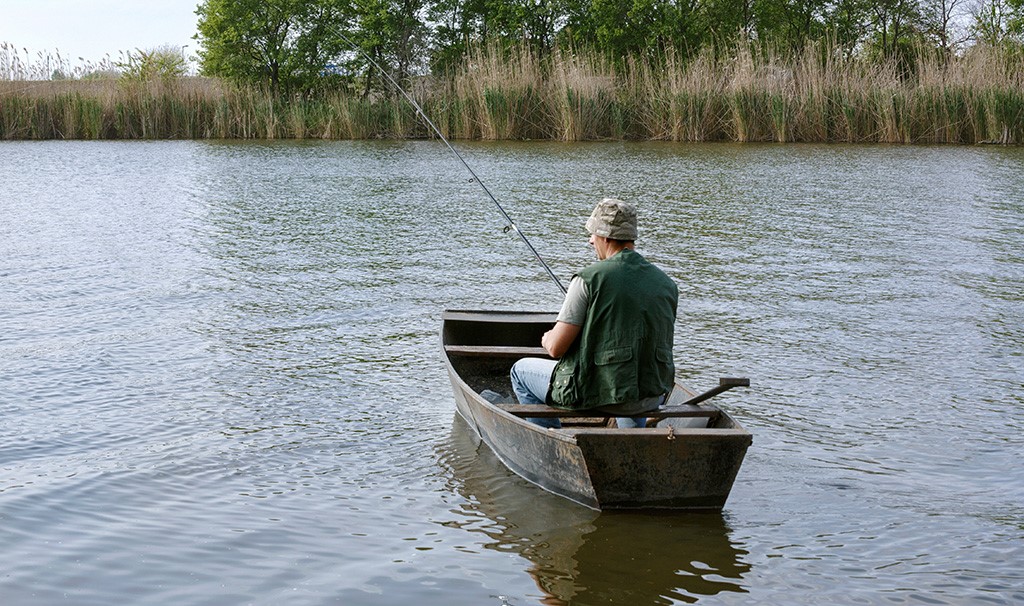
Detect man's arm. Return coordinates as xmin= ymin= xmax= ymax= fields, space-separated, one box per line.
xmin=541 ymin=321 xmax=581 ymax=359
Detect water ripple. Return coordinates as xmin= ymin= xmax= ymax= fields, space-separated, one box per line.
xmin=1 ymin=140 xmax=1021 ymax=605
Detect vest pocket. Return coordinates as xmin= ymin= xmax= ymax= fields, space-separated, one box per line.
xmin=550 ymin=362 xmax=579 ymax=406
xmin=596 ymin=346 xmax=632 ymax=365
xmin=595 ymin=346 xmax=639 ymax=403
xmin=654 ymin=346 xmax=675 ymax=392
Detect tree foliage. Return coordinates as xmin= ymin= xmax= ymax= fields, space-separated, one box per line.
xmin=350 ymin=0 xmax=430 ymax=95
xmin=118 ymin=46 xmax=190 ymax=82
xmin=195 ymin=0 xmax=1024 ymax=94
xmin=195 ymin=0 xmax=351 ymax=94
xmin=563 ymin=0 xmax=703 ymax=57
xmin=972 ymin=0 xmax=1024 ymax=45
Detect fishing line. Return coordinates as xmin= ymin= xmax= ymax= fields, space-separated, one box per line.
xmin=335 ymin=31 xmax=567 ymax=295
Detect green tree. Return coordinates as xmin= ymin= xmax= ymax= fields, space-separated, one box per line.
xmin=428 ymin=0 xmax=483 ymax=70
xmin=1014 ymin=0 xmax=1024 ymax=34
xmin=431 ymin=0 xmax=565 ymax=61
xmin=195 ymin=0 xmax=352 ymax=94
xmin=753 ymin=0 xmax=829 ymax=51
xmin=971 ymin=0 xmax=1024 ymax=43
xmin=698 ymin=0 xmax=756 ymax=44
xmin=919 ymin=0 xmax=970 ymax=58
xmin=350 ymin=0 xmax=430 ymax=96
xmin=429 ymin=0 xmax=571 ymax=75
xmin=562 ymin=0 xmax=702 ymax=58
xmin=865 ymin=0 xmax=923 ymax=61
xmin=117 ymin=45 xmax=190 ymax=81
xmin=824 ymin=0 xmax=871 ymax=57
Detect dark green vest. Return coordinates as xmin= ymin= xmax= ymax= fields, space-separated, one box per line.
xmin=548 ymin=248 xmax=678 ymax=409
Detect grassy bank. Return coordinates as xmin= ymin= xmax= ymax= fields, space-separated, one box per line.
xmin=2 ymin=43 xmax=1022 ymax=144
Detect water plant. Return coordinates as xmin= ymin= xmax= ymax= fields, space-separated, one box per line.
xmin=1 ymin=41 xmax=1021 ymax=144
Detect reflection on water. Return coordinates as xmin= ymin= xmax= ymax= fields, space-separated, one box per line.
xmin=437 ymin=416 xmax=750 ymax=604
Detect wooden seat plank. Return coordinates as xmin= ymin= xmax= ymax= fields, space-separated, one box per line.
xmin=445 ymin=345 xmax=549 ymax=358
xmin=497 ymin=403 xmax=719 ymax=419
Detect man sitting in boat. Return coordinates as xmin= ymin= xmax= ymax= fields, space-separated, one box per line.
xmin=511 ymin=198 xmax=679 ymax=428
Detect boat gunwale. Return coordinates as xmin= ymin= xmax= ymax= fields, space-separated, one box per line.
xmin=441 ymin=343 xmax=581 ymax=445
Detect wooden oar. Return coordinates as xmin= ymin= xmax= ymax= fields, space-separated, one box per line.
xmin=679 ymin=377 xmax=750 ymax=407
xmin=500 ymin=378 xmax=750 ymax=418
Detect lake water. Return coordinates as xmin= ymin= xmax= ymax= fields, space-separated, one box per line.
xmin=1 ymin=140 xmax=1022 ymax=605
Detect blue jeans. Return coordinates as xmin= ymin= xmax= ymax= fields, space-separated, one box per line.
xmin=510 ymin=358 xmax=561 ymax=428
xmin=510 ymin=358 xmax=650 ymax=429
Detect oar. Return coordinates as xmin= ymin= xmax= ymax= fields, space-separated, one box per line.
xmin=679 ymin=377 xmax=750 ymax=407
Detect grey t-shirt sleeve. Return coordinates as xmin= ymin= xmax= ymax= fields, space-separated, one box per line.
xmin=556 ymin=276 xmax=589 ymax=325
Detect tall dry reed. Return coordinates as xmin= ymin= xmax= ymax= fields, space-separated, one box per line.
xmin=450 ymin=45 xmax=551 ymax=140
xmin=2 ymin=41 xmax=1021 ymax=143
xmin=548 ymin=50 xmax=619 ymax=141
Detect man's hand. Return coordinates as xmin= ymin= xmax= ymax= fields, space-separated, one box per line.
xmin=541 ymin=321 xmax=582 ymax=359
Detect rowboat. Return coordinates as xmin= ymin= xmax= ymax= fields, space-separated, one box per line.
xmin=441 ymin=309 xmax=753 ymax=510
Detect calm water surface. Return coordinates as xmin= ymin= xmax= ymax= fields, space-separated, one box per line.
xmin=1 ymin=140 xmax=1021 ymax=605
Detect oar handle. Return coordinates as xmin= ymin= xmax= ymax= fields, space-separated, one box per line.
xmin=681 ymin=377 xmax=750 ymax=407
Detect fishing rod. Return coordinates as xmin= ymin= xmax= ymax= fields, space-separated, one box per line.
xmin=336 ymin=31 xmax=567 ymax=295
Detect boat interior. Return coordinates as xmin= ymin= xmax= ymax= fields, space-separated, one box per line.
xmin=442 ymin=311 xmax=733 ymax=430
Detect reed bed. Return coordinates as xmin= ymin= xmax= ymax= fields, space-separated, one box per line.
xmin=2 ymin=43 xmax=1022 ymax=143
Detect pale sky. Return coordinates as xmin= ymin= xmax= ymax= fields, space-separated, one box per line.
xmin=2 ymin=0 xmax=200 ymax=64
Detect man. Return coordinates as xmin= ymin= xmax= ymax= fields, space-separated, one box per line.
xmin=510 ymin=198 xmax=679 ymax=429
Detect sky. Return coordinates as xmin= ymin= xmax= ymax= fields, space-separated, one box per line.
xmin=2 ymin=0 xmax=199 ymax=65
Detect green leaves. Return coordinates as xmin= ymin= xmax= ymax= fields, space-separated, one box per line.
xmin=191 ymin=0 xmax=1024 ymax=99
xmin=195 ymin=0 xmax=352 ymax=95
xmin=117 ymin=46 xmax=189 ymax=82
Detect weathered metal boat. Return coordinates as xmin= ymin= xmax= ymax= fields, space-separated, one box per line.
xmin=441 ymin=309 xmax=753 ymax=510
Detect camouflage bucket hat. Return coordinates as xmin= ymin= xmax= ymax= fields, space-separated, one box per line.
xmin=585 ymin=198 xmax=638 ymax=240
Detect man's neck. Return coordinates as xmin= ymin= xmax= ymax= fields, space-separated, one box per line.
xmin=605 ymin=241 xmax=634 ymax=257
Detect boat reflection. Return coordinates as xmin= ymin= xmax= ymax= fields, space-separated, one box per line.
xmin=437 ymin=415 xmax=752 ymax=604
